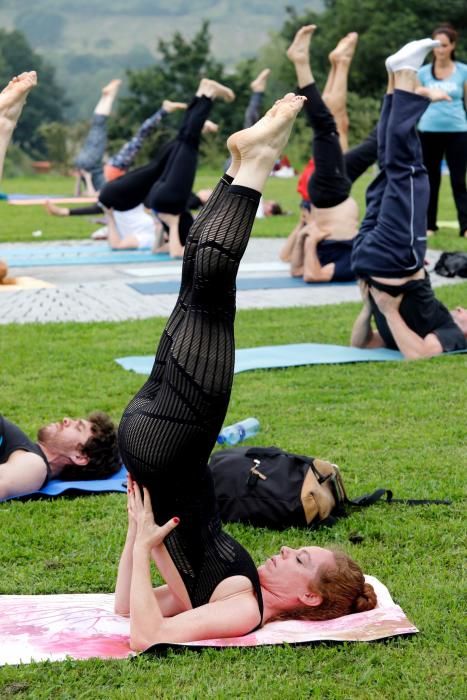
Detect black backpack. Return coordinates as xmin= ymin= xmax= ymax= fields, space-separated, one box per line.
xmin=434 ymin=252 xmax=467 ymax=278
xmin=209 ymin=446 xmax=449 ymax=530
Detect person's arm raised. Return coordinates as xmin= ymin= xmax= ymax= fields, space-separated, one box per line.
xmin=371 ymin=288 xmax=443 ymax=359
xmin=0 ymin=450 xmax=48 ymax=501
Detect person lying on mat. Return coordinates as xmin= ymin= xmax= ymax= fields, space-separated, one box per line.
xmin=0 ymin=71 xmax=37 ymax=283
xmin=280 ymin=27 xmax=377 ymax=283
xmin=44 ymin=196 xmax=209 ymax=252
xmin=114 ymin=94 xmax=376 ymax=650
xmin=350 ymin=39 xmax=467 ymax=359
xmin=0 ymin=413 xmax=120 ymax=501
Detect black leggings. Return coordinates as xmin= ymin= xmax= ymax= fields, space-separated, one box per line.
xmin=99 ymin=96 xmax=213 ymax=213
xmin=118 ymin=176 xmax=260 ymax=603
xmin=299 ymin=83 xmax=377 ymax=208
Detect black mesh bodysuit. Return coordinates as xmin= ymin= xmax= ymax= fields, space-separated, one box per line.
xmin=118 ymin=174 xmax=264 ymax=623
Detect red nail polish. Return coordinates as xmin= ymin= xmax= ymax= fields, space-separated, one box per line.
xmin=173 ymin=517 xmax=180 ymax=524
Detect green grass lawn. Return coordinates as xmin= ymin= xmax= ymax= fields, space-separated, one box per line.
xmin=0 ymin=168 xmax=466 ymax=698
xmin=0 ymin=285 xmax=466 ymax=698
xmin=1 ymin=171 xmax=467 ymax=253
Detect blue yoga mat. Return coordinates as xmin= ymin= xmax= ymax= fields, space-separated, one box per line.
xmin=5 ymin=465 xmax=128 ymax=502
xmin=1 ymin=243 xmax=171 ymax=267
xmin=6 ymin=194 xmax=75 ymax=200
xmin=115 ymin=343 xmax=405 ymax=376
xmin=129 ymin=277 xmax=356 ymax=295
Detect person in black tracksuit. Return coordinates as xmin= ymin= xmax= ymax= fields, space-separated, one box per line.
xmin=351 ymin=38 xmax=467 ymax=358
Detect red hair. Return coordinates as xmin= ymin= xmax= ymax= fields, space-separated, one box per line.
xmin=273 ymin=549 xmax=377 ymax=622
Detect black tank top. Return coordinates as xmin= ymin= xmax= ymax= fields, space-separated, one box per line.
xmin=370 ymin=275 xmax=466 ymax=352
xmin=0 ymin=415 xmax=51 ymax=487
xmin=164 ymin=511 xmax=264 ymax=629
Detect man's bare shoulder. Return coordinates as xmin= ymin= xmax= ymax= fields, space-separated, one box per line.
xmin=0 ymin=449 xmax=48 ymax=500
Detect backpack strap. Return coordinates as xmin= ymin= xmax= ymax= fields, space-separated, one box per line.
xmin=348 ymin=489 xmax=451 ymax=507
xmin=348 ymin=489 xmax=393 ymax=507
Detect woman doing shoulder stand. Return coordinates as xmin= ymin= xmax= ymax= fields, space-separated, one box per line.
xmin=115 ymin=94 xmax=377 ymax=650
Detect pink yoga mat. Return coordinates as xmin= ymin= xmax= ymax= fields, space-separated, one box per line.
xmin=0 ymin=576 xmax=417 ymax=665
xmin=8 ymin=197 xmax=97 ymax=206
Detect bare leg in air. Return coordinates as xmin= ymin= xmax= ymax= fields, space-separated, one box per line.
xmin=0 ymin=71 xmax=37 ymax=285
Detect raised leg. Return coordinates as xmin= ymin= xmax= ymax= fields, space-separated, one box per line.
xmin=351 ymin=90 xmax=393 ymax=251
xmin=99 ymin=141 xmax=175 ymax=211
xmin=322 ymin=33 xmax=358 ymax=152
xmin=147 ymin=79 xmax=235 ymax=215
xmin=352 ymin=65 xmax=432 ymax=279
xmin=287 ymin=25 xmax=351 ymax=208
xmin=244 ymin=68 xmax=270 ymax=128
xmin=108 ymin=100 xmax=187 ymax=174
xmin=0 ymin=71 xmax=37 ymax=180
xmin=74 ymin=80 xmax=121 ymax=190
xmin=118 ymin=93 xmax=305 ymax=503
xmin=344 ymin=125 xmax=378 ymax=184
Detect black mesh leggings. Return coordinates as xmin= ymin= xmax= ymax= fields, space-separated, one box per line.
xmin=118 ymin=178 xmax=260 ymax=530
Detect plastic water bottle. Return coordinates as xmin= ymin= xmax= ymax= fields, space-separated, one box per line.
xmin=217 ymin=417 xmax=260 ymax=446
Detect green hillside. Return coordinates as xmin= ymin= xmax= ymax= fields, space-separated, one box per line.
xmin=0 ymin=0 xmax=323 ymax=118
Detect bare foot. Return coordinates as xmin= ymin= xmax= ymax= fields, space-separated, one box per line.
xmin=286 ymin=25 xmax=317 ymax=65
xmin=162 ymin=100 xmax=188 ymax=113
xmin=44 ymin=200 xmax=70 ymax=217
xmin=197 ymin=78 xmax=235 ymax=102
xmin=329 ymin=32 xmax=359 ymax=63
xmin=202 ymin=119 xmax=219 ymax=134
xmin=102 ymin=79 xmax=122 ymax=98
xmin=227 ymin=93 xmax=306 ymax=169
xmin=250 ymin=68 xmax=271 ymax=93
xmin=0 ymin=71 xmax=37 ymax=129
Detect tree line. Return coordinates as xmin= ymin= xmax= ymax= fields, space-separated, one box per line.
xmin=1 ymin=0 xmax=466 ymax=165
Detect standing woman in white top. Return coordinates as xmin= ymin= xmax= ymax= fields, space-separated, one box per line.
xmin=417 ymin=24 xmax=467 ymax=238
